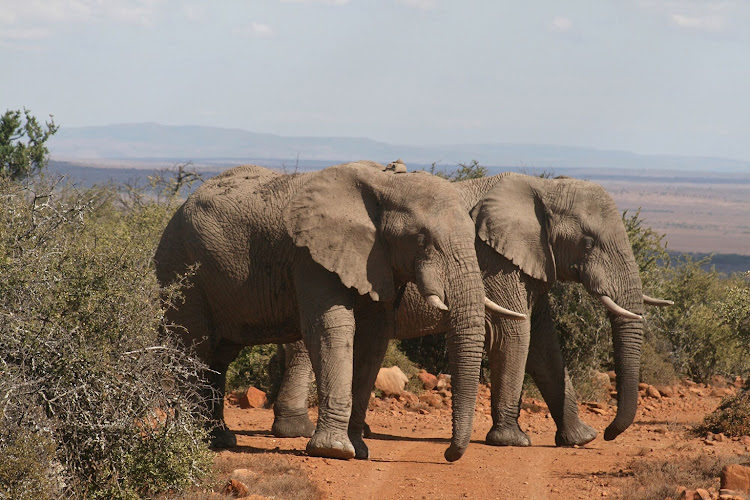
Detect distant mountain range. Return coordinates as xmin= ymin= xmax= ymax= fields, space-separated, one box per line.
xmin=49 ymin=123 xmax=750 ymax=173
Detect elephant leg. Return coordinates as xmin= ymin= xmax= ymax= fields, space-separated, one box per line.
xmin=296 ymin=264 xmax=356 ymax=460
xmin=169 ymin=288 xmax=241 ymax=448
xmin=486 ymin=319 xmax=532 ymax=447
xmin=526 ymin=297 xmax=597 ymax=447
xmin=348 ymin=303 xmax=391 ymax=460
xmin=272 ymin=340 xmax=316 ymax=438
xmin=206 ymin=338 xmax=243 ymax=448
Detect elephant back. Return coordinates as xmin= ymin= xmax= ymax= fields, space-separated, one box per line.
xmin=167 ymin=166 xmax=310 ymax=320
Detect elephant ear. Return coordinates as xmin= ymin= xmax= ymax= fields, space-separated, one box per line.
xmin=470 ymin=174 xmax=556 ymax=283
xmin=283 ymin=163 xmax=395 ymax=302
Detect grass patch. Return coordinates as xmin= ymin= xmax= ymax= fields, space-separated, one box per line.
xmin=618 ymin=453 xmax=750 ymax=499
xmin=174 ymin=453 xmax=322 ymax=500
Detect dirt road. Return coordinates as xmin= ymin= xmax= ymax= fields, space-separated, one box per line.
xmin=220 ymin=383 xmax=749 ymax=499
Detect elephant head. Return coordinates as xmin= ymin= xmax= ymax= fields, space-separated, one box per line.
xmin=283 ymin=162 xmax=491 ymax=460
xmin=470 ymin=173 xmax=648 ymax=441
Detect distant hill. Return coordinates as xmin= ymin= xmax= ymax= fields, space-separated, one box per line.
xmin=49 ymin=123 xmax=750 ymax=173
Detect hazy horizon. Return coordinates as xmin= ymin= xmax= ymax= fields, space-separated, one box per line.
xmin=3 ymin=1 xmax=750 ymax=162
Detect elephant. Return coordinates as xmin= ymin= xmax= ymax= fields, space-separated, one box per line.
xmin=272 ymin=172 xmax=672 ymax=448
xmin=154 ymin=161 xmax=524 ymax=462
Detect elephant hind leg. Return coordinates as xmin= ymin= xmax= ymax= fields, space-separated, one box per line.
xmin=206 ymin=337 xmax=244 ymax=448
xmin=165 ymin=289 xmax=241 ymax=448
xmin=272 ymin=340 xmax=316 ymax=438
xmin=526 ymin=297 xmax=597 ymax=447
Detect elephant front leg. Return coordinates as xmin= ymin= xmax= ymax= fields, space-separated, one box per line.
xmin=526 ymin=298 xmax=597 ymax=447
xmin=296 ymin=267 xmax=356 ymax=460
xmin=348 ymin=312 xmax=391 ymax=460
xmin=486 ymin=319 xmax=533 ymax=447
xmin=272 ymin=340 xmax=316 ymax=438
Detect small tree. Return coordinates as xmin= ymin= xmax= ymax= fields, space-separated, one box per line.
xmin=0 ymin=108 xmax=58 ymax=180
xmin=428 ymin=159 xmax=487 ymax=181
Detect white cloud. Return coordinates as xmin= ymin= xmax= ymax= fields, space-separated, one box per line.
xmin=0 ymin=0 xmax=92 ymax=24
xmin=0 ymin=0 xmax=167 ymax=42
xmin=397 ymin=0 xmax=437 ymax=9
xmin=634 ymin=0 xmax=748 ymax=33
xmin=182 ymin=4 xmax=207 ymax=22
xmin=244 ymin=23 xmax=275 ymax=38
xmin=0 ymin=27 xmax=54 ymax=41
xmin=670 ymin=13 xmax=723 ymax=31
xmin=102 ymin=1 xmax=165 ymax=27
xmin=549 ymin=16 xmax=573 ymax=32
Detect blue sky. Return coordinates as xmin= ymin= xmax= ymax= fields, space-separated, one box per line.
xmin=2 ymin=0 xmax=749 ymax=160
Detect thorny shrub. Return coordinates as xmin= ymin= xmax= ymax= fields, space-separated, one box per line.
xmin=695 ymin=388 xmax=750 ymax=438
xmin=0 ymin=174 xmax=213 ymax=498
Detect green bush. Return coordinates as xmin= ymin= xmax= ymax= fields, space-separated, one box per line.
xmin=718 ymin=272 xmax=750 ymax=348
xmin=696 ymin=390 xmax=750 ymax=438
xmin=638 ymin=331 xmax=678 ymax=385
xmin=399 ymin=334 xmax=450 ymax=376
xmin=646 ymin=256 xmax=749 ymax=382
xmin=550 ymin=281 xmax=613 ymax=392
xmin=226 ymin=344 xmax=286 ymax=402
xmin=0 ymin=173 xmax=213 ymax=498
xmin=382 ymin=340 xmax=421 ymax=379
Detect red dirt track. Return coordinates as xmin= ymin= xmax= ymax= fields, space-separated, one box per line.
xmin=219 ymin=383 xmax=750 ymax=499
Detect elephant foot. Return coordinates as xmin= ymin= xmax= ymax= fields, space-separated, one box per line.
xmin=485 ymin=425 xmax=531 ymax=447
xmin=555 ymin=421 xmax=597 ymax=447
xmin=306 ymin=430 xmax=355 ymax=460
xmin=272 ymin=413 xmax=316 ymax=438
xmin=209 ymin=427 xmax=237 ymax=449
xmin=348 ymin=431 xmax=370 ymax=460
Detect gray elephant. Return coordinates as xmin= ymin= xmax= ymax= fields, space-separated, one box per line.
xmin=154 ymin=161 xmax=522 ymax=462
xmin=272 ymin=172 xmax=671 ymax=448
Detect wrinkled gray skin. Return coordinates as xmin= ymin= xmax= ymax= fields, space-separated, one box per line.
xmin=273 ymin=173 xmax=647 ymax=448
xmin=154 ymin=161 xmax=488 ymax=462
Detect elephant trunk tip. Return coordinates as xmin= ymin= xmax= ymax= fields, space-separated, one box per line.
xmin=603 ymin=411 xmax=635 ymax=441
xmin=444 ymin=444 xmax=466 ymax=462
xmin=603 ymin=425 xmax=623 ymax=441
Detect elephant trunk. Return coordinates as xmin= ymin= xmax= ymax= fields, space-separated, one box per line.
xmin=605 ymin=316 xmax=643 ymax=440
xmin=603 ymin=266 xmax=645 ymax=441
xmin=440 ymin=243 xmax=486 ymax=462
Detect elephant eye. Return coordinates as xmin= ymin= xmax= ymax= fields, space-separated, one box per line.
xmin=415 ymin=233 xmax=427 ymax=249
xmin=582 ymin=236 xmax=595 ymax=251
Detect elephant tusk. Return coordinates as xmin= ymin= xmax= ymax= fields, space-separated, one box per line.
xmin=426 ymin=294 xmax=449 ymax=311
xmin=484 ymin=298 xmax=527 ymax=321
xmin=598 ymin=295 xmax=643 ymax=320
xmin=642 ymin=294 xmax=674 ymax=307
